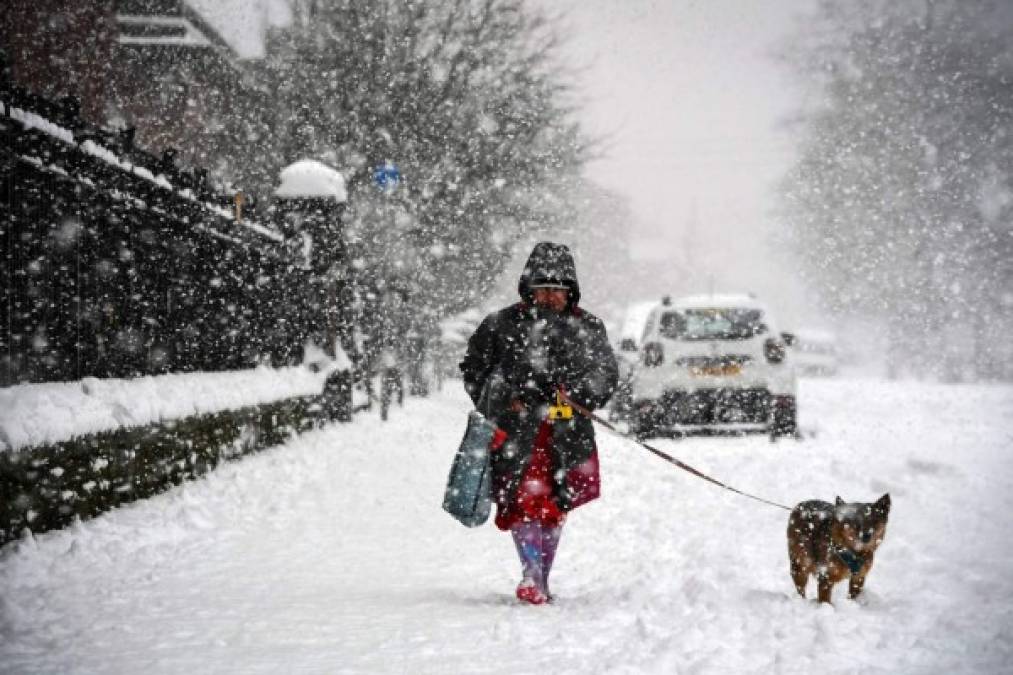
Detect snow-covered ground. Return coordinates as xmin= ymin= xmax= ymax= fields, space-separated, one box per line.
xmin=2 ymin=377 xmax=1011 ymax=674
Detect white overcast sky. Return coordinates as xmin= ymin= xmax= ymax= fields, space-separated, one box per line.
xmin=198 ymin=0 xmax=821 ymax=321
xmin=540 ymin=0 xmax=819 ymax=319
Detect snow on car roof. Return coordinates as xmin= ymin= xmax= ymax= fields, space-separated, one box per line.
xmin=667 ymin=293 xmax=768 ymax=311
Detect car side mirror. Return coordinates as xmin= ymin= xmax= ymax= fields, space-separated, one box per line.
xmin=642 ymin=342 xmax=664 ymax=367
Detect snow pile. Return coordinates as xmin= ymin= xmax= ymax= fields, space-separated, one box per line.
xmin=274 ymin=159 xmax=348 ymax=202
xmin=1 ymin=377 xmax=1011 ymax=673
xmin=0 ymin=364 xmax=341 ymax=452
xmin=301 ymin=339 xmax=353 ymax=373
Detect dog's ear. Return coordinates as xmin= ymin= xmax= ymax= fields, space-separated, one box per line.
xmin=835 ymin=496 xmax=845 ymax=508
xmin=874 ymin=493 xmax=891 ymax=516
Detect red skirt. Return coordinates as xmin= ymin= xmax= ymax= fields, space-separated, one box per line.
xmin=495 ymin=420 xmax=566 ymax=530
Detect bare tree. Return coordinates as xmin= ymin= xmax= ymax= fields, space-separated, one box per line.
xmin=780 ymin=0 xmax=1013 ymax=380
xmin=254 ymin=0 xmax=590 ymax=313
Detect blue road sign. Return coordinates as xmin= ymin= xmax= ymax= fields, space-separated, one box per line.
xmin=373 ymin=162 xmax=400 ymax=191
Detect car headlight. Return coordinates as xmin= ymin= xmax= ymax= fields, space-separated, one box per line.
xmin=642 ymin=342 xmax=664 ymax=367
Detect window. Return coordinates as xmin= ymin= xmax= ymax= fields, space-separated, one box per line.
xmin=659 ymin=309 xmax=766 ymax=341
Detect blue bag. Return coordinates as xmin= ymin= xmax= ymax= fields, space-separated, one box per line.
xmin=442 ymin=411 xmax=498 ymax=527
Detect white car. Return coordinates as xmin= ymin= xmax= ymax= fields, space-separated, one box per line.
xmin=630 ymin=293 xmax=797 ymax=438
xmin=611 ymin=300 xmax=658 ymax=420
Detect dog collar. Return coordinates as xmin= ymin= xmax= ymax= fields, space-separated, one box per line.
xmin=834 ymin=546 xmax=866 ymax=574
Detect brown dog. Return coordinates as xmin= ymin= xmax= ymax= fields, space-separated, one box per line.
xmin=787 ymin=494 xmax=891 ymax=603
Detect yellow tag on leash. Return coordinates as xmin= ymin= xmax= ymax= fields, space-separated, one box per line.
xmin=547 ymin=391 xmax=573 ymax=420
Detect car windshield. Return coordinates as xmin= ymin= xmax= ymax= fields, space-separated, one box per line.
xmin=659 ymin=309 xmax=765 ymax=341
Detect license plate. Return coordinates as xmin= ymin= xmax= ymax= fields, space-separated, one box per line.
xmin=690 ymin=364 xmax=742 ymax=377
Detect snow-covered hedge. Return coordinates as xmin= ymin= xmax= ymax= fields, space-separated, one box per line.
xmin=0 ymin=365 xmax=341 ymax=453
xmin=0 ymin=397 xmax=319 ymax=546
xmin=0 ymin=364 xmax=352 ymax=545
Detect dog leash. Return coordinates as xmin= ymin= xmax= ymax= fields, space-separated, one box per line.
xmin=559 ymin=391 xmax=792 ymax=512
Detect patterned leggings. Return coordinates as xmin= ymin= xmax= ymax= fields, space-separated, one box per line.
xmin=510 ymin=520 xmax=563 ymax=594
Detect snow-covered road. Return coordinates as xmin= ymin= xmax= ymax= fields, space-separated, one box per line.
xmin=2 ymin=378 xmax=1012 ymax=674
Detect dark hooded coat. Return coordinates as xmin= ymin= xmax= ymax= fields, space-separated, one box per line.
xmin=459 ymin=242 xmax=618 ymax=520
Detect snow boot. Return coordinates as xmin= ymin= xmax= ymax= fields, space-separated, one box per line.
xmin=515 ymin=579 xmax=550 ymax=605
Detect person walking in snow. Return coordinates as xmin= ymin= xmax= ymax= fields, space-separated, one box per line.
xmin=460 ymin=242 xmax=618 ymax=604
xmin=363 ymin=286 xmax=409 ymax=420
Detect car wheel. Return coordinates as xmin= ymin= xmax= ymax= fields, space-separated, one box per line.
xmin=769 ymin=395 xmax=797 ymax=440
xmin=634 ymin=403 xmax=657 ymax=440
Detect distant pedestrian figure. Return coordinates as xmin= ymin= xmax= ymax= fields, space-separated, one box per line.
xmin=371 ymin=289 xmax=408 ymax=421
xmin=460 ymin=242 xmax=618 ymax=604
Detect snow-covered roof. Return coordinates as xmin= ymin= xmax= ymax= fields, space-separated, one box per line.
xmin=274 ymin=160 xmax=348 ymax=202
xmin=185 ymin=0 xmax=292 ymax=60
xmin=117 ymin=0 xmax=292 ymax=59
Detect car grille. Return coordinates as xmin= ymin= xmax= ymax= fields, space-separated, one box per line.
xmin=674 ymin=355 xmax=753 ymax=368
xmin=657 ymin=387 xmax=770 ymax=425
